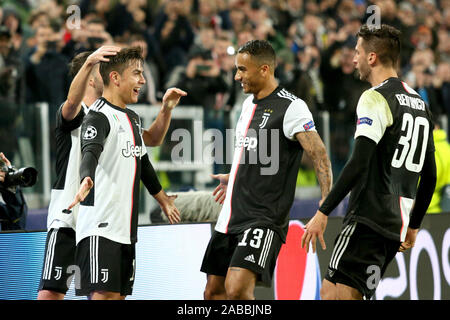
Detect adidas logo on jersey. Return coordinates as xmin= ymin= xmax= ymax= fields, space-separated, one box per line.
xmin=244 ymin=254 xmax=256 ymax=263
xmin=122 ymin=141 xmax=143 ymax=158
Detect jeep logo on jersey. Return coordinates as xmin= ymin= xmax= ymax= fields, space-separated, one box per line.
xmin=122 ymin=141 xmax=143 ymax=158
xmin=235 ymin=136 xmax=258 ymax=151
xmin=83 ymin=125 xmax=98 ymax=140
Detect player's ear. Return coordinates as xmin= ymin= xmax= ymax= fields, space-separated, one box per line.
xmin=260 ymin=64 xmax=270 ymax=76
xmin=110 ymin=71 xmax=120 ymax=86
xmin=368 ymin=52 xmax=377 ymax=66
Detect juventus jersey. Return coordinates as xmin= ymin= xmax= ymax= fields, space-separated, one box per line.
xmin=345 ymin=77 xmax=435 ymax=242
xmin=47 ymin=102 xmax=89 ymax=230
xmin=76 ymin=98 xmax=147 ymax=245
xmin=215 ymin=87 xmax=316 ymax=242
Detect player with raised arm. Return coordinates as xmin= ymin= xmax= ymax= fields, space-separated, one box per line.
xmin=37 ymin=46 xmax=120 ymax=300
xmin=201 ymin=40 xmax=332 ymax=300
xmin=301 ymin=24 xmax=437 ymax=300
xmin=67 ymin=47 xmax=181 ymax=300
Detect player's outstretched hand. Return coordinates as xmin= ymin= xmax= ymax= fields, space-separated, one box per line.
xmin=301 ymin=210 xmax=327 ymax=253
xmin=67 ymin=177 xmax=94 ymax=212
xmin=86 ymin=45 xmax=122 ymax=66
xmin=154 ymin=190 xmax=181 ymax=224
xmin=211 ymin=174 xmax=229 ymax=204
xmin=162 ymin=87 xmax=187 ymax=110
xmin=399 ymin=227 xmax=418 ymax=252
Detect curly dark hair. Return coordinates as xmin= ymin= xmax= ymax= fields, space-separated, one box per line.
xmin=357 ymin=24 xmax=402 ymax=67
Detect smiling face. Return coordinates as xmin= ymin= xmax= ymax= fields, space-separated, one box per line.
xmin=116 ymin=59 xmax=145 ymax=105
xmin=234 ymin=52 xmax=266 ymax=95
xmin=99 ymin=46 xmax=145 ymax=106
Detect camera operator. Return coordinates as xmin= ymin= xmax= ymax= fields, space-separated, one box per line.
xmin=0 ymin=152 xmax=37 ymax=231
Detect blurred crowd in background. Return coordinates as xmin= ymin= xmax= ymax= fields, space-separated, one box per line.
xmin=0 ymin=0 xmax=449 ymax=190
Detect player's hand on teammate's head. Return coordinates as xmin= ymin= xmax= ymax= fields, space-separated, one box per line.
xmin=67 ymin=176 xmax=94 ymax=212
xmin=162 ymin=87 xmax=187 ymax=110
xmin=86 ymin=45 xmax=122 ymax=66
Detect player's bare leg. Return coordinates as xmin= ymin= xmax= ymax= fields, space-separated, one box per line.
xmin=37 ymin=290 xmax=65 ymax=300
xmin=204 ymin=275 xmax=227 ymax=300
xmin=224 ymin=267 xmax=257 ymax=300
xmin=336 ymin=283 xmax=363 ymax=300
xmin=90 ymin=291 xmax=125 ymax=300
xmin=320 ymin=279 xmax=337 ymax=300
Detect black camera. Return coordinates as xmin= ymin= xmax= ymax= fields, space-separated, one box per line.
xmin=0 ymin=158 xmax=38 ymax=188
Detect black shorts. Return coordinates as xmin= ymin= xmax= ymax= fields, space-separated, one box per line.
xmin=75 ymin=236 xmax=136 ymax=297
xmin=324 ymin=222 xmax=401 ymax=299
xmin=200 ymin=227 xmax=283 ymax=286
xmin=38 ymin=227 xmax=76 ymax=294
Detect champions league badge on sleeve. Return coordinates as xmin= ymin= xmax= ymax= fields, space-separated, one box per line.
xmin=303 ymin=120 xmax=315 ymax=131
xmin=357 ymin=117 xmax=373 ymax=126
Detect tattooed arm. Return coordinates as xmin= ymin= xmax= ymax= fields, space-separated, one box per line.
xmin=295 ymin=131 xmax=333 ymax=202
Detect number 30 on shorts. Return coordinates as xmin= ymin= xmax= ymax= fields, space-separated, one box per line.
xmin=238 ymin=228 xmax=265 ymax=249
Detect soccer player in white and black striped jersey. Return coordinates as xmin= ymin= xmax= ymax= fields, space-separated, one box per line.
xmin=37 ymin=46 xmax=121 ymax=300
xmin=67 ymin=47 xmax=182 ymax=300
xmin=38 ymin=46 xmax=186 ymax=300
xmin=201 ymin=40 xmax=333 ymax=300
xmin=302 ymin=25 xmax=436 ymax=300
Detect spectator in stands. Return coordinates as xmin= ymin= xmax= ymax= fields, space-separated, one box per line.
xmin=320 ymin=33 xmax=369 ymax=177
xmin=287 ymin=45 xmax=324 ymax=117
xmin=130 ymin=34 xmax=159 ymax=105
xmin=427 ymin=117 xmax=450 ymax=213
xmin=24 ymin=23 xmax=70 ymax=161
xmin=0 ymin=152 xmax=28 ymax=231
xmin=154 ymin=0 xmax=195 ymax=78
xmin=434 ymin=62 xmax=450 ymax=120
xmin=62 ymin=17 xmax=113 ymax=60
xmin=1 ymin=7 xmax=25 ymax=55
xmin=0 ymin=26 xmax=24 ymax=160
xmin=165 ymin=46 xmax=229 ymax=131
xmin=25 ymin=24 xmax=69 ymax=109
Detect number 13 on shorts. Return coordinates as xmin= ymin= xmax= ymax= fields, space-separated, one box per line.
xmin=237 ymin=227 xmax=276 ymax=269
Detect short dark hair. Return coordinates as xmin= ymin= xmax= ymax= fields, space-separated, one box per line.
xmin=68 ymin=51 xmax=93 ymax=78
xmin=99 ymin=46 xmax=144 ymax=86
xmin=237 ymin=40 xmax=276 ymax=69
xmin=357 ymin=24 xmax=401 ymax=67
